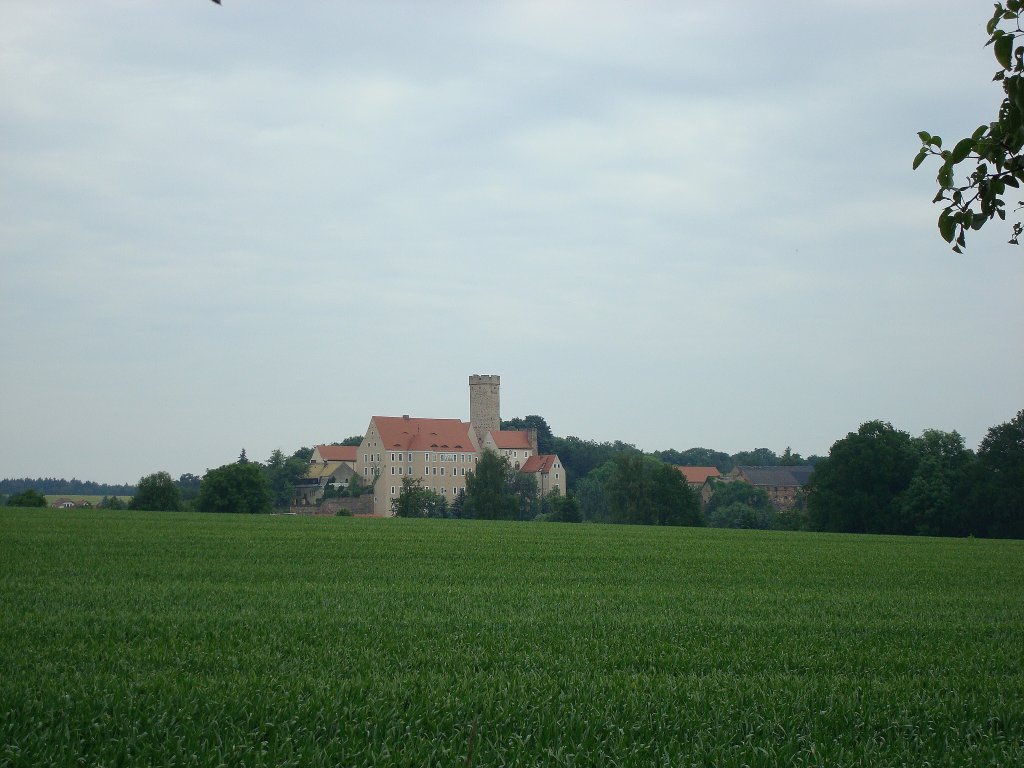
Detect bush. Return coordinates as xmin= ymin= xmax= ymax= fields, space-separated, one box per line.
xmin=6 ymin=489 xmax=47 ymax=508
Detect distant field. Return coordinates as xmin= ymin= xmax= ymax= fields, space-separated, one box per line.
xmin=1 ymin=509 xmax=1022 ymax=767
xmin=42 ymin=494 xmax=132 ymax=505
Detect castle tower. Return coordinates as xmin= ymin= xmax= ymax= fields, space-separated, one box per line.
xmin=469 ymin=374 xmax=500 ymax=447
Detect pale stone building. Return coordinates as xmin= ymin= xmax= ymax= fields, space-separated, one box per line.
xmin=354 ymin=375 xmax=564 ymax=516
xmin=293 ymin=444 xmax=358 ymax=505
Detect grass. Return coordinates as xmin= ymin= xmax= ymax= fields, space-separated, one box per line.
xmin=1 ymin=508 xmax=1022 ymax=766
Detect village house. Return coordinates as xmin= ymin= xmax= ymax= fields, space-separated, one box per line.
xmin=726 ymin=465 xmax=814 ymax=510
xmin=293 ymin=444 xmax=358 ymax=506
xmin=673 ymin=466 xmax=721 ymax=491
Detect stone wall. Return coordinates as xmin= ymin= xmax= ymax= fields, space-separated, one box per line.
xmin=291 ymin=494 xmax=376 ymax=516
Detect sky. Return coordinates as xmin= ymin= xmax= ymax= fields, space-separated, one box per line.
xmin=2 ymin=1 xmax=1022 ymax=484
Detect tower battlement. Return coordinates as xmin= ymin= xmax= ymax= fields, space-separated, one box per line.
xmin=469 ymin=374 xmax=501 ymax=446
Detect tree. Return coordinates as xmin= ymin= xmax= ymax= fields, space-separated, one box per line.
xmin=915 ymin=2 xmax=1024 ymax=251
xmin=605 ymin=454 xmax=702 ymax=526
xmin=546 ymin=492 xmax=582 ymax=523
xmin=973 ymin=409 xmax=1024 ymax=538
xmin=705 ymin=481 xmax=774 ymax=529
xmin=501 ymin=415 xmax=555 ymax=455
xmin=6 ymin=489 xmax=47 ymax=507
xmin=462 ymin=451 xmax=519 ymax=520
xmin=98 ymin=495 xmax=126 ymax=510
xmin=731 ymin=448 xmax=781 ymax=467
xmin=196 ymin=462 xmax=271 ymax=514
xmin=129 ymin=471 xmax=181 ymax=512
xmin=807 ymin=421 xmax=919 ymax=534
xmin=391 ymin=477 xmax=448 ymax=518
xmin=263 ymin=448 xmax=308 ymax=509
xmin=238 ymin=448 xmax=249 ymax=464
xmin=897 ymin=430 xmax=976 ymax=536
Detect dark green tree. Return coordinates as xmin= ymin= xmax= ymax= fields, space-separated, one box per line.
xmin=705 ymin=481 xmax=774 ymax=529
xmin=731 ymin=448 xmax=781 ymax=467
xmin=392 ymin=477 xmax=448 ymax=518
xmin=129 ymin=471 xmax=182 ymax=512
xmin=98 ymin=495 xmax=126 ymax=510
xmin=547 ymin=492 xmax=582 ymax=523
xmin=6 ymin=489 xmax=47 ymax=507
xmin=653 ymin=447 xmax=733 ymax=473
xmin=339 ymin=436 xmax=363 ymax=447
xmin=501 ymin=415 xmax=555 ymax=455
xmin=263 ymin=448 xmax=308 ymax=509
xmin=973 ymin=409 xmax=1024 ymax=538
xmin=898 ymin=430 xmax=976 ymax=536
xmin=914 ymin=2 xmax=1024 ymax=250
xmin=196 ymin=462 xmax=271 ymax=514
xmin=807 ymin=421 xmax=919 ymax=534
xmin=462 ymin=451 xmax=518 ymax=520
xmin=605 ymin=454 xmax=701 ymax=526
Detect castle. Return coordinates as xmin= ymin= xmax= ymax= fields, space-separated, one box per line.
xmin=350 ymin=375 xmax=563 ymax=516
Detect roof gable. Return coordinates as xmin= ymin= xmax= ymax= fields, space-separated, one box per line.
xmin=489 ymin=430 xmax=532 ymax=449
xmin=674 ymin=466 xmax=721 ymax=484
xmin=315 ymin=445 xmax=357 ymax=463
xmin=735 ymin=466 xmax=814 ymax=487
xmin=521 ymin=454 xmax=558 ymax=473
xmin=372 ymin=416 xmax=476 ymax=452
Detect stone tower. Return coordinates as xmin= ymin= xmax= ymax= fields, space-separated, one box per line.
xmin=469 ymin=374 xmax=500 ymax=447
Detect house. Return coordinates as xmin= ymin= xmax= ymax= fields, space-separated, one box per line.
xmin=727 ymin=465 xmax=815 ymax=510
xmin=354 ymin=375 xmax=564 ymax=516
xmin=52 ymin=498 xmax=77 ymax=509
xmin=293 ymin=444 xmax=358 ymax=505
xmin=521 ymin=454 xmax=565 ymax=497
xmin=673 ymin=466 xmax=721 ymax=491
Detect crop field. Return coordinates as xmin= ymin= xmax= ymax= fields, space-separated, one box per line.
xmin=1 ymin=509 xmax=1022 ymax=767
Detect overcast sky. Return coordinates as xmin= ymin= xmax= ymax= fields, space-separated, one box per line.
xmin=2 ymin=1 xmax=1021 ymax=484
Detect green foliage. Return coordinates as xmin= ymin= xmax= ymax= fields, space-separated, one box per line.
xmin=550 ymin=436 xmax=638 ymax=491
xmin=3 ymin=509 xmax=1024 ymax=766
xmin=546 ymin=492 xmax=582 ymax=523
xmin=129 ymin=471 xmax=181 ymax=512
xmin=462 ymin=451 xmax=519 ymax=520
xmin=706 ymin=481 xmax=775 ymax=529
xmin=263 ymin=448 xmax=308 ymax=509
xmin=6 ymin=489 xmax=47 ymax=508
xmin=807 ymin=421 xmax=920 ymax=534
xmin=391 ymin=477 xmax=448 ymax=519
xmin=653 ymin=447 xmax=733 ymax=473
xmin=196 ymin=462 xmax=271 ymax=514
xmin=898 ymin=430 xmax=976 ymax=536
xmin=974 ymin=409 xmax=1024 ymax=538
xmin=175 ymin=473 xmax=202 ymax=503
xmin=915 ymin=2 xmax=1024 ymax=250
xmin=98 ymin=495 xmax=126 ymax=510
xmin=339 ymin=436 xmax=363 ymax=446
xmin=501 ymin=415 xmax=555 ymax=454
xmin=605 ymin=453 xmax=703 ymax=526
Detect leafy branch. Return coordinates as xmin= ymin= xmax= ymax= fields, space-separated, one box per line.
xmin=915 ymin=1 xmax=1024 ymax=252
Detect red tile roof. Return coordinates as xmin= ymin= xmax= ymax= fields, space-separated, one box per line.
xmin=521 ymin=454 xmax=558 ymax=473
xmin=316 ymin=445 xmax=357 ymax=462
xmin=372 ymin=416 xmax=476 ymax=452
xmin=674 ymin=466 xmax=721 ymax=484
xmin=489 ymin=430 xmax=532 ymax=449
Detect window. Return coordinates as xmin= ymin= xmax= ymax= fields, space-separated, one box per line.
xmin=432 ymin=467 xmax=437 ymax=475
xmin=440 ymin=467 xmax=445 ymax=476
xmin=391 ymin=467 xmax=395 ymax=475
xmin=398 ymin=466 xmax=403 ymax=475
xmin=514 ymin=451 xmax=518 ymax=458
xmin=461 ymin=467 xmax=466 ymax=476
xmin=440 ymin=487 xmax=447 ymax=495
xmin=391 ymin=453 xmax=395 ymax=461
xmin=407 ymin=466 xmax=413 ymax=476
xmin=363 ymin=467 xmax=368 ymax=476
xmin=363 ymin=454 xmax=368 ymax=463
xmin=390 ymin=486 xmax=396 ymax=495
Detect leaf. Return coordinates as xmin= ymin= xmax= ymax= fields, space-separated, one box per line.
xmin=950 ymin=138 xmax=975 ymax=163
xmin=972 ymin=125 xmax=989 ymax=141
xmin=917 ymin=130 xmax=932 ymax=143
xmin=996 ymin=34 xmax=1013 ymax=70
xmin=938 ymin=211 xmax=956 ymax=243
xmin=912 ymin=147 xmax=929 ymax=170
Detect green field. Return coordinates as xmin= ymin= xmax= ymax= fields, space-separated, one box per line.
xmin=1 ymin=509 xmax=1022 ymax=767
